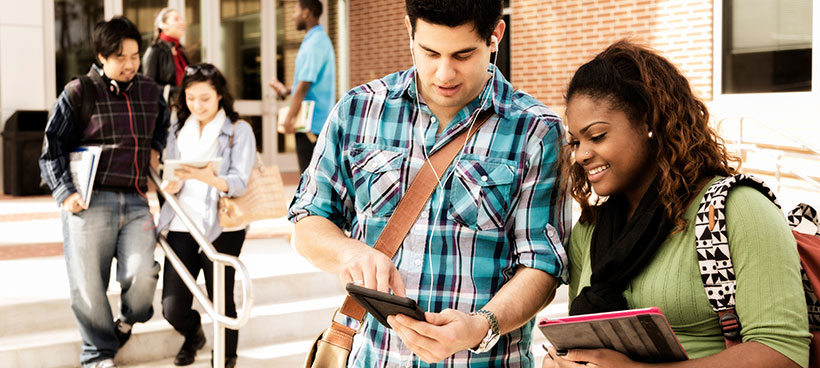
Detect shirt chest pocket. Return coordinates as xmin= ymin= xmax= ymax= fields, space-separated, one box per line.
xmin=448 ymin=159 xmax=516 ymax=231
xmin=350 ymin=146 xmax=406 ymax=218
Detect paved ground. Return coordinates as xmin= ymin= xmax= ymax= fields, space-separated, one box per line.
xmin=0 ymin=171 xmax=301 ymax=260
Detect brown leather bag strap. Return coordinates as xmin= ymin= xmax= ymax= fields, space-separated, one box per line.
xmin=335 ymin=109 xmax=495 ymax=323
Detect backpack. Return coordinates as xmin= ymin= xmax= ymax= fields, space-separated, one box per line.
xmin=65 ymin=73 xmax=97 ymax=148
xmin=40 ymin=73 xmax=98 ymax=193
xmin=696 ymin=174 xmax=820 ymax=363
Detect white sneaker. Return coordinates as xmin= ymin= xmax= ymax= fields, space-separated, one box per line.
xmin=83 ymin=358 xmax=117 ymax=368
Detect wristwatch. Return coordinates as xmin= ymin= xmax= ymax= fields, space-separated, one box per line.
xmin=469 ymin=309 xmax=500 ymax=354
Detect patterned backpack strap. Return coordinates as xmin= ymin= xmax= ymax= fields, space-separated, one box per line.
xmin=786 ymin=203 xmax=820 ymax=332
xmin=695 ymin=174 xmax=779 ymax=346
xmin=787 ymin=203 xmax=820 ymax=237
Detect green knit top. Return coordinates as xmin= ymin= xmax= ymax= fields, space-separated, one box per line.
xmin=567 ymin=177 xmax=811 ymax=367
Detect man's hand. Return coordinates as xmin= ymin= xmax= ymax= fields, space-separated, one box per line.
xmin=62 ymin=192 xmax=87 ymax=213
xmin=338 ymin=243 xmax=406 ymax=296
xmin=387 ymin=309 xmax=490 ymax=364
xmin=280 ymin=115 xmax=297 ymax=134
xmin=268 ymin=78 xmax=289 ymax=98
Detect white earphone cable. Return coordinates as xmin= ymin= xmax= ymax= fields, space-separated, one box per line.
xmin=404 ymin=38 xmax=498 ymax=367
xmin=409 ymin=38 xmax=499 ymax=311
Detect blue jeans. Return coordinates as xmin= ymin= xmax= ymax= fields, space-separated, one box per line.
xmin=61 ymin=190 xmax=160 ymax=364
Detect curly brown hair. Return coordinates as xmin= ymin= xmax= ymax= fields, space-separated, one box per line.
xmin=564 ymin=40 xmax=738 ymax=231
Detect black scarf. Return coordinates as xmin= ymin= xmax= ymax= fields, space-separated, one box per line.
xmin=569 ymin=181 xmax=673 ymax=315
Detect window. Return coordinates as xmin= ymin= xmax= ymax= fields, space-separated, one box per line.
xmin=122 ymin=0 xmax=166 ymax=49
xmin=221 ymin=0 xmax=262 ymax=100
xmin=54 ymin=0 xmax=104 ymax=94
xmin=721 ymin=0 xmax=813 ymax=93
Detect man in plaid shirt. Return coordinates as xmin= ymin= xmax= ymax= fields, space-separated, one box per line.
xmin=40 ymin=17 xmax=169 ymax=368
xmin=289 ymin=0 xmax=569 ymax=366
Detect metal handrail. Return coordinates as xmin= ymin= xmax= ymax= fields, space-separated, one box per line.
xmin=149 ymin=168 xmax=254 ymax=368
xmin=733 ymin=116 xmax=820 ymax=158
xmin=718 ymin=116 xmax=820 ymax=194
xmin=726 ymin=143 xmax=820 ymax=193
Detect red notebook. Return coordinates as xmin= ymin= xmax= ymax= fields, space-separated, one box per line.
xmin=538 ymin=307 xmax=688 ymax=362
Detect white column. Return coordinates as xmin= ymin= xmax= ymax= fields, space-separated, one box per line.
xmin=337 ymin=0 xmax=349 ymax=93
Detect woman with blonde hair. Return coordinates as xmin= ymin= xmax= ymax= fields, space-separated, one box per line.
xmin=142 ymin=7 xmax=189 ymax=102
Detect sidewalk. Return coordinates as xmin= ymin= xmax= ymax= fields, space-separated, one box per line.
xmin=0 ymin=172 xmax=301 ymax=306
xmin=0 ymin=171 xmax=302 ymax=260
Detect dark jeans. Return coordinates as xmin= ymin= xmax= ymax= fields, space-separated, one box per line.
xmin=295 ymin=132 xmax=316 ymax=173
xmin=162 ymin=230 xmax=246 ymax=358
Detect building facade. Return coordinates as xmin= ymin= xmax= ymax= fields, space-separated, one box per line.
xmin=0 ymin=0 xmax=818 ymax=193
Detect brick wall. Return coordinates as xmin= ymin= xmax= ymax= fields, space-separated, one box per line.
xmin=348 ymin=0 xmax=411 ymax=87
xmin=347 ymin=0 xmax=714 ymax=113
xmin=512 ymin=0 xmax=714 ymax=113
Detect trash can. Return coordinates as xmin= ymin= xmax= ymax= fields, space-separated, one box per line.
xmin=3 ymin=110 xmax=49 ymax=196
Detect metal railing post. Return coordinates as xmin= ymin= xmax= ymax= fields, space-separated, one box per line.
xmin=214 ymin=263 xmax=225 ymax=368
xmin=147 ymin=168 xmax=254 ymax=368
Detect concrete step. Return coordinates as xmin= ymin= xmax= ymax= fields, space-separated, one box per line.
xmin=0 ymin=269 xmax=343 ymax=338
xmin=0 ymin=289 xmax=345 ymax=367
xmin=120 ymin=299 xmax=571 ymax=368
xmin=0 ymin=235 xmax=350 ymax=367
xmin=121 ymin=287 xmax=571 ymax=368
xmin=0 ymin=236 xmax=343 ymax=336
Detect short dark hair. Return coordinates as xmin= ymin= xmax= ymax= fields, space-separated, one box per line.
xmin=175 ymin=63 xmax=240 ymax=134
xmin=93 ymin=16 xmax=142 ymax=61
xmin=298 ymin=0 xmax=323 ymax=18
xmin=406 ymin=0 xmax=502 ymax=45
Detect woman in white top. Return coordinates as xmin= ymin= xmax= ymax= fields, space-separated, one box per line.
xmin=156 ymin=63 xmax=256 ymax=368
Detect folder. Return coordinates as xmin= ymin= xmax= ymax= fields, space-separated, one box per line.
xmin=538 ymin=307 xmax=687 ymax=362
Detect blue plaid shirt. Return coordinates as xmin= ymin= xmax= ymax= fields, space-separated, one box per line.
xmin=289 ymin=66 xmax=570 ymax=367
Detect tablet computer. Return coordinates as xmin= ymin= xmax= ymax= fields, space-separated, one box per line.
xmin=345 ymin=283 xmax=426 ymax=329
xmin=163 ymin=158 xmax=223 ymax=182
xmin=538 ymin=307 xmax=687 ymax=363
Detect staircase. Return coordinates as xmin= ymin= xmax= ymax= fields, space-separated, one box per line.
xmin=0 ymin=231 xmax=569 ymax=367
xmin=0 ymin=232 xmax=348 ymax=368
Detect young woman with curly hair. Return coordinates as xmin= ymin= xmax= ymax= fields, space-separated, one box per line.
xmin=543 ymin=40 xmax=810 ymax=367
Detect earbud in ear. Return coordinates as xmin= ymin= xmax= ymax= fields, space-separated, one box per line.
xmin=409 ymin=38 xmax=414 ymax=50
xmin=490 ymin=35 xmax=499 ymax=52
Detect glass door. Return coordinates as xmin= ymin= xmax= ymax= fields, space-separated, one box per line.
xmin=215 ymin=0 xmax=282 ymax=167
xmin=76 ymin=0 xmax=284 ymax=167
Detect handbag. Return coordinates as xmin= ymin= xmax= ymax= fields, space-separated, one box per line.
xmin=218 ymin=123 xmax=288 ymax=228
xmin=303 ymin=110 xmax=494 ymax=367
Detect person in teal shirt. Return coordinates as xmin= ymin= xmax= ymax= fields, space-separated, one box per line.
xmin=269 ymin=0 xmax=336 ymax=172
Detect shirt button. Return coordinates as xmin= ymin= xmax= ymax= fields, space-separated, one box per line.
xmin=480 ymin=175 xmax=488 ymax=182
xmin=431 ymin=117 xmax=437 ymax=123
xmin=420 ymin=212 xmax=428 ymax=218
xmin=547 ymin=228 xmax=555 ymax=237
xmin=414 ymin=259 xmax=422 ymax=266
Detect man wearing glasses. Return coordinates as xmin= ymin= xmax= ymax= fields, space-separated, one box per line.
xmin=40 ymin=16 xmax=170 ymax=368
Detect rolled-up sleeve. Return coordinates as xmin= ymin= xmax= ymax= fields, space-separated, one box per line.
xmin=511 ymin=115 xmax=570 ymax=281
xmin=288 ymin=95 xmax=352 ymax=229
xmin=39 ymin=87 xmax=78 ymax=205
xmin=222 ymin=121 xmax=257 ymax=198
